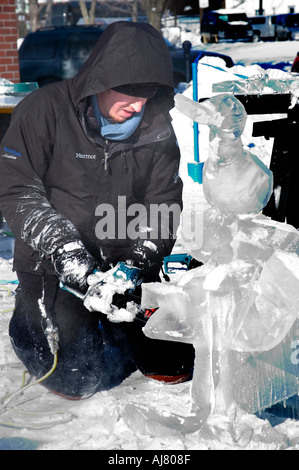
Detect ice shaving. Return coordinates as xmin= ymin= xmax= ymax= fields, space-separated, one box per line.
xmin=142 ymin=92 xmax=299 ymax=421
xmin=83 ymin=265 xmax=139 ymax=323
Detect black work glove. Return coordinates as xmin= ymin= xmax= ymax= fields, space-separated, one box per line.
xmin=51 ymin=241 xmax=98 ymax=294
xmin=120 ymin=240 xmax=163 ymax=283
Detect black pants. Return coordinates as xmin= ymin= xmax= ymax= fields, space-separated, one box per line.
xmin=9 ymin=272 xmax=195 ymax=398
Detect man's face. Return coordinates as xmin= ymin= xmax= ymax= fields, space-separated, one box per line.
xmin=97 ymin=89 xmax=147 ymax=123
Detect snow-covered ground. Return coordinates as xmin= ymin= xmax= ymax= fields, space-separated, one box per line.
xmin=199 ymin=39 xmax=299 ymax=71
xmin=164 ymin=27 xmax=299 ymax=72
xmin=1 ymin=39 xmax=299 ymax=451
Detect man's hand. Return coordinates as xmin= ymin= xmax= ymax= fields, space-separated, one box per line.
xmin=83 ymin=262 xmax=142 ymax=322
xmin=52 ymin=241 xmax=98 ymax=294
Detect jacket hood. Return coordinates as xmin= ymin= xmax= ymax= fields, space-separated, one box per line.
xmin=71 ymin=21 xmax=174 ymax=105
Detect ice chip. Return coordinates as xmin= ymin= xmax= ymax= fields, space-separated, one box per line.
xmin=142 ymin=282 xmax=197 ymax=344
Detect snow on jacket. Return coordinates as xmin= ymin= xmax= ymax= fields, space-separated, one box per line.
xmin=0 ymin=22 xmax=183 ymax=279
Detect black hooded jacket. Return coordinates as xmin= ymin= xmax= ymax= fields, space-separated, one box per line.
xmin=0 ymin=22 xmax=183 ymax=278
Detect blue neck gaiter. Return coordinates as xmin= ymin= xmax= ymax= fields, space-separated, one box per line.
xmin=92 ymin=95 xmax=145 ymax=141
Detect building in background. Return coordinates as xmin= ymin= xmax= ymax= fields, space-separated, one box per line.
xmin=0 ymin=0 xmax=20 ymax=82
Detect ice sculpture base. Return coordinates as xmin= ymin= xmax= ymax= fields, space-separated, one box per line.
xmin=231 ymin=319 xmax=299 ymax=414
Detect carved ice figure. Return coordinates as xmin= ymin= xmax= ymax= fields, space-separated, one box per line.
xmin=142 ymin=93 xmax=299 ymax=423
xmin=175 ymin=93 xmax=273 ymax=216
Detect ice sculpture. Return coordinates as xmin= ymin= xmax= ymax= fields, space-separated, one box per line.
xmin=175 ymin=93 xmax=273 ymax=216
xmin=142 ymin=93 xmax=299 ymax=423
xmin=212 ymin=68 xmax=299 ymax=97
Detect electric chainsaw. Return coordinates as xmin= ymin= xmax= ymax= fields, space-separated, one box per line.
xmin=60 ymin=254 xmax=202 ymax=324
